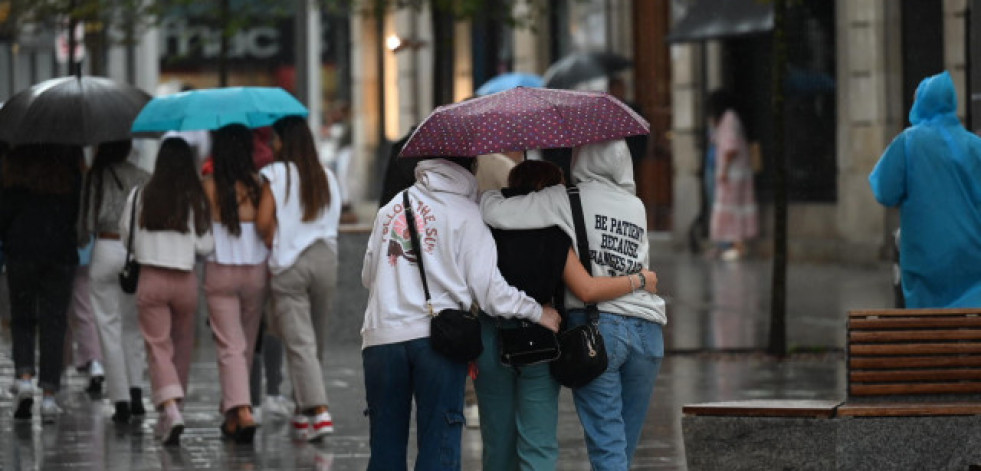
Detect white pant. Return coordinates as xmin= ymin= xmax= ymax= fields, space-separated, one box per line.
xmin=90 ymin=239 xmax=146 ymax=402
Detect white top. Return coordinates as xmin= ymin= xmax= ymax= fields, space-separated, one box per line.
xmin=120 ymin=187 xmax=215 ymax=271
xmin=259 ymin=162 xmax=341 ymax=274
xmin=360 ymin=159 xmax=543 ymax=349
xmin=207 ymin=222 xmax=269 ymax=265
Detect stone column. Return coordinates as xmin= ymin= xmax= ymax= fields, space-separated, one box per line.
xmin=670 ymin=42 xmax=703 ymax=246
xmin=835 ymin=0 xmax=902 ymax=261
xmin=944 ymin=0 xmax=969 ymax=118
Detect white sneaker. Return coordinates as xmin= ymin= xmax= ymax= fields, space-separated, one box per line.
xmin=40 ymin=396 xmax=62 ymax=423
xmin=291 ymin=414 xmax=310 ymax=440
xmin=307 ymin=410 xmax=334 ymax=442
xmin=262 ymin=395 xmax=292 ymax=419
xmin=464 ymin=404 xmax=480 ymax=429
xmin=13 ymin=379 xmax=34 ymax=420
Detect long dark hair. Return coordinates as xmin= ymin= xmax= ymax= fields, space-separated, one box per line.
xmin=2 ymin=144 xmax=82 ymax=195
xmin=81 ymin=140 xmax=132 ymax=232
xmin=211 ymin=124 xmax=260 ymax=236
xmin=140 ymin=138 xmax=210 ymax=235
xmin=272 ymin=116 xmax=330 ymax=222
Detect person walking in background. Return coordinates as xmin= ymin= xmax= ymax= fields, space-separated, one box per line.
xmin=706 ymin=90 xmax=758 ymax=261
xmin=121 ymin=138 xmax=214 ymax=446
xmin=360 ymin=156 xmax=561 ymax=471
xmin=481 ymin=139 xmax=666 ymax=470
xmin=476 ymin=159 xmax=659 ymax=471
xmin=201 ymin=124 xmax=268 ymax=444
xmin=64 ymin=236 xmax=105 ymax=395
xmin=256 ymin=115 xmax=341 ymax=442
xmin=1 ymin=144 xmax=83 ymax=423
xmin=78 ymin=139 xmax=150 ymax=423
xmin=869 ymin=70 xmax=981 ymax=308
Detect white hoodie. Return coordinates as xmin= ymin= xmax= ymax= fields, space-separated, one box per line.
xmin=360 ymin=159 xmax=544 ymax=349
xmin=480 ymin=139 xmax=666 ymax=325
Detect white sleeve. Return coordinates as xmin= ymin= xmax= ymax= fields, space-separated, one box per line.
xmin=362 ymin=219 xmax=380 ymax=289
xmin=460 ymin=217 xmax=542 ymax=322
xmin=480 ymin=184 xmax=571 ymax=230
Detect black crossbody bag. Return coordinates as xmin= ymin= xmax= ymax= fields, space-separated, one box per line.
xmin=550 ymin=186 xmax=609 ymax=388
xmin=403 ymin=190 xmax=483 ymax=363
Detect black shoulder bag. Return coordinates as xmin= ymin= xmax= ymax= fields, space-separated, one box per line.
xmin=118 ymin=187 xmax=141 ymax=294
xmin=550 ymin=186 xmax=609 ymax=388
xmin=402 ymin=190 xmax=483 ymax=363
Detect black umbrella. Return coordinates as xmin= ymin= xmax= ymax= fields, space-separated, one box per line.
xmin=543 ymin=51 xmax=634 ymax=89
xmin=0 ymin=76 xmax=152 ymax=146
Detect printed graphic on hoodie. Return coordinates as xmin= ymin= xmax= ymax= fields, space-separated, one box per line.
xmin=592 ymin=214 xmax=644 ymax=275
xmin=382 ymin=199 xmax=438 ymax=266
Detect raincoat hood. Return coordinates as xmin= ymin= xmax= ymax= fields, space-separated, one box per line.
xmin=414 ymin=158 xmax=479 ymax=202
xmin=909 ymin=71 xmax=958 ymax=126
xmin=571 ymin=139 xmax=636 ymax=194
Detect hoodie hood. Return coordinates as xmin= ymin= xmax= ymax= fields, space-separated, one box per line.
xmin=414 ymin=158 xmax=479 ymax=201
xmin=909 ymin=71 xmax=959 ymax=126
xmin=571 ymin=139 xmax=636 ymax=194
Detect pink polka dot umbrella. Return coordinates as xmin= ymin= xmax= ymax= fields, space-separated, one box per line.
xmin=398 ymin=87 xmax=649 ymax=158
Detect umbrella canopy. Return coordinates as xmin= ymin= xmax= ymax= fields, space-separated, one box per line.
xmin=0 ymin=76 xmax=151 ymax=146
xmin=130 ymin=86 xmax=308 ymax=135
xmin=398 ymin=87 xmax=649 ymax=158
xmin=475 ymin=72 xmax=544 ymax=96
xmin=543 ymin=51 xmax=633 ymax=89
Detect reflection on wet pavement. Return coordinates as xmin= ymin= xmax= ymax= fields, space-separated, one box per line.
xmin=0 ymin=252 xmax=892 ymax=470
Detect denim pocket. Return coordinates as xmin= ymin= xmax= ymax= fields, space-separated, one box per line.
xmin=440 ymin=411 xmax=465 ymax=468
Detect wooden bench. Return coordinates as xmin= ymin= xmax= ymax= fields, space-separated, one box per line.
xmin=682 ymin=308 xmax=981 ymax=470
xmin=839 ymin=308 xmax=981 ymax=416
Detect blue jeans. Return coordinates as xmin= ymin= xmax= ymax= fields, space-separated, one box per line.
xmin=568 ymin=310 xmax=664 ymax=471
xmin=363 ymin=337 xmax=467 ymax=471
xmin=473 ymin=315 xmax=560 ymax=471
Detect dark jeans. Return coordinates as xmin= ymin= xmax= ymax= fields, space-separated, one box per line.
xmin=7 ymin=261 xmax=74 ymax=392
xmin=363 ymin=337 xmax=467 ymax=471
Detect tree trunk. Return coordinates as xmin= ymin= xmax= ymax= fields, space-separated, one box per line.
xmin=218 ymin=0 xmax=230 ymax=86
xmin=768 ymin=0 xmax=788 ymax=357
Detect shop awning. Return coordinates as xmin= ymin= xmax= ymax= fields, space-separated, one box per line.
xmin=666 ymin=0 xmax=774 ymax=43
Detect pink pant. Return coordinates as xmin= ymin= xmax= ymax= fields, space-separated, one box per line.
xmin=137 ymin=266 xmax=198 ymax=408
xmin=204 ymin=262 xmax=267 ymax=413
xmin=65 ymin=266 xmax=102 ymax=369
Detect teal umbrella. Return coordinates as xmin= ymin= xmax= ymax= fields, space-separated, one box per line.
xmin=131 ymin=86 xmax=308 ymax=135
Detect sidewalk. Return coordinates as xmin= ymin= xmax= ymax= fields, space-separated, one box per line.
xmin=0 ymin=248 xmax=894 ymax=470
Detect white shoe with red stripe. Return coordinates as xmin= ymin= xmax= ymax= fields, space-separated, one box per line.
xmin=307 ymin=410 xmax=334 ymax=442
xmin=291 ymin=414 xmax=310 ymax=440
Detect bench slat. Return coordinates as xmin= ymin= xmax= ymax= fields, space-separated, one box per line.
xmin=850 ymin=356 xmax=981 ymax=369
xmin=850 ymin=382 xmax=981 ymax=396
xmin=850 ymin=308 xmax=981 ymax=318
xmin=849 ymin=342 xmax=981 ymax=355
xmin=682 ymin=400 xmax=841 ymax=418
xmin=850 ymin=329 xmax=981 ymax=342
xmin=849 ymin=317 xmax=981 ymax=330
xmin=850 ymin=368 xmax=981 ymax=383
xmin=836 ymin=401 xmax=981 ymax=417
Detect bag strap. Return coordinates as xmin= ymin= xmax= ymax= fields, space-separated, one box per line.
xmin=567 ymin=186 xmax=599 ymax=323
xmin=125 ymin=187 xmax=141 ymax=258
xmin=402 ymin=190 xmax=434 ymax=316
xmin=107 ymin=166 xmax=124 ymax=191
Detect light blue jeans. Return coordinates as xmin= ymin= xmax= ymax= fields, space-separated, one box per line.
xmin=568 ymin=310 xmax=664 ymax=471
xmin=473 ymin=315 xmax=561 ymax=471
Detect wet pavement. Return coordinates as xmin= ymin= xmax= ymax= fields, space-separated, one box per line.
xmin=0 ymin=247 xmax=894 ymax=470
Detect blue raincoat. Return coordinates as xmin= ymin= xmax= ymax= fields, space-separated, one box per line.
xmin=869 ymin=71 xmax=981 ymax=308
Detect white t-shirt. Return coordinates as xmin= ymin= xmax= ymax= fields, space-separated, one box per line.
xmin=260 ymin=161 xmax=341 ymax=274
